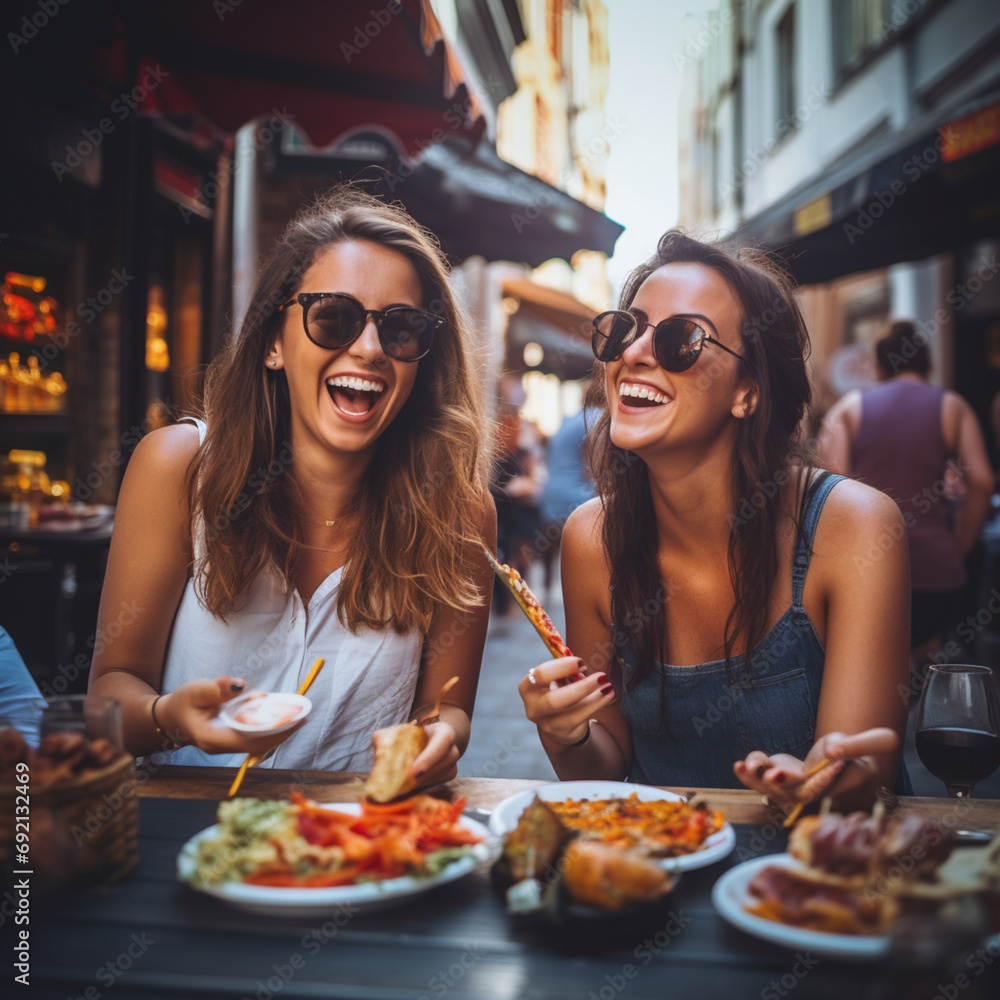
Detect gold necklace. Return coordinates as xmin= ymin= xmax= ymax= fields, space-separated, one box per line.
xmin=325 ymin=519 xmax=336 ymax=527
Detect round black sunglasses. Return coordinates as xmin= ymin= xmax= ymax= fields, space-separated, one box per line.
xmin=278 ymin=292 xmax=443 ymax=362
xmin=592 ymin=310 xmax=745 ymax=372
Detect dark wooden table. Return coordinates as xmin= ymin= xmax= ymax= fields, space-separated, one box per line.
xmin=27 ymin=767 xmax=1000 ymax=1000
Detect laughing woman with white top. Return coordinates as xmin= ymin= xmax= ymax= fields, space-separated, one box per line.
xmin=89 ymin=188 xmax=494 ymax=786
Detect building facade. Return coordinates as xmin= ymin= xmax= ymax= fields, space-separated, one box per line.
xmin=678 ymin=0 xmax=1000 ymax=428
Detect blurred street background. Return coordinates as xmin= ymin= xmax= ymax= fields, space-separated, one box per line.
xmin=3 ymin=0 xmax=1000 ymax=795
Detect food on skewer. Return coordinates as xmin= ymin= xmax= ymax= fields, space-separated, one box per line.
xmin=482 ymin=546 xmax=585 ymax=685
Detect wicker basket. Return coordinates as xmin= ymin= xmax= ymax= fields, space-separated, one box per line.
xmin=1 ymin=753 xmax=139 ymax=888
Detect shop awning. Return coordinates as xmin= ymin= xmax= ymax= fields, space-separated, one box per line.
xmin=30 ymin=0 xmax=486 ymax=158
xmin=739 ymin=87 xmax=1000 ymax=285
xmin=407 ymin=139 xmax=624 ymax=264
xmin=278 ymin=134 xmax=624 ymax=265
xmin=501 ymin=279 xmax=596 ymax=380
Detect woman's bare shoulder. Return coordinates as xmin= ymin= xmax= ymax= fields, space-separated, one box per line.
xmin=563 ymin=497 xmax=605 ymax=548
xmin=118 ymin=423 xmax=202 ymax=511
xmin=811 ymin=475 xmax=906 ymax=575
xmin=820 ymin=475 xmax=902 ymax=531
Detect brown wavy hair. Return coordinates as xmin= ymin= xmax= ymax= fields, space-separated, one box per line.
xmin=190 ymin=186 xmax=490 ymax=632
xmin=589 ymin=230 xmax=813 ymax=714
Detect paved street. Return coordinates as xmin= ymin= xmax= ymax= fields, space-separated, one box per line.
xmin=460 ymin=560 xmax=1000 ymax=801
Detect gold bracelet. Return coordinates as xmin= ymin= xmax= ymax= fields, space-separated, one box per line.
xmin=151 ymin=695 xmax=181 ymax=749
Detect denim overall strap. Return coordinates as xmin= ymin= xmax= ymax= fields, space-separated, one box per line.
xmin=791 ymin=472 xmax=846 ymax=623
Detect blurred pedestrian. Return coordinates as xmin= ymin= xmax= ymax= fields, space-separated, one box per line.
xmin=538 ymin=407 xmax=596 ymax=601
xmin=819 ymin=320 xmax=993 ymax=660
xmin=490 ymin=412 xmax=546 ymax=613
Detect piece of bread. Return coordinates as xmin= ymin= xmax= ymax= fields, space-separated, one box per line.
xmin=360 ymin=723 xmax=429 ymax=803
xmin=561 ymin=839 xmax=673 ymax=910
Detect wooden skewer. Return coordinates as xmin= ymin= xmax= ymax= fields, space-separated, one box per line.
xmin=782 ymin=757 xmax=838 ymax=828
xmin=227 ymin=656 xmax=326 ymax=797
xmin=416 ymin=676 xmax=459 ymax=725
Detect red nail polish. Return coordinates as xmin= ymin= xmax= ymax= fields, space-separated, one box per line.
xmin=773 ymin=773 xmax=786 ymax=784
xmin=600 ymin=683 xmax=614 ymax=696
xmin=592 ymin=673 xmax=608 ymax=684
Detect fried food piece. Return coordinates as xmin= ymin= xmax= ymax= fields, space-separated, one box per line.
xmin=503 ymin=797 xmax=568 ymax=881
xmin=0 ymin=727 xmax=29 ymax=780
xmin=82 ymin=738 xmax=119 ymax=769
xmin=361 ymin=723 xmax=429 ymax=803
xmin=561 ymin=839 xmax=673 ymax=910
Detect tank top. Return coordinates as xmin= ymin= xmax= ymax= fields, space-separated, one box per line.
xmin=152 ymin=419 xmax=424 ymax=772
xmin=852 ymin=380 xmax=963 ymax=592
xmin=620 ymin=473 xmax=832 ymax=788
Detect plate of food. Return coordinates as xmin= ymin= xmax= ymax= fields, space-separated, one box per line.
xmin=490 ymin=794 xmax=685 ymax=948
xmin=489 ymin=780 xmax=735 ymax=871
xmin=712 ymin=809 xmax=1000 ymax=962
xmin=177 ymin=793 xmax=499 ymax=916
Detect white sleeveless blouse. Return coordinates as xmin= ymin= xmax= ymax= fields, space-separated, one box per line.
xmin=153 ymin=419 xmax=424 ymax=772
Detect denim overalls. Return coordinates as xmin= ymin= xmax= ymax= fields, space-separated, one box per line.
xmin=617 ymin=472 xmax=908 ymax=791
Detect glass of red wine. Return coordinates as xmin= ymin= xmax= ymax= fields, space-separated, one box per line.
xmin=915 ymin=664 xmax=1000 ymax=797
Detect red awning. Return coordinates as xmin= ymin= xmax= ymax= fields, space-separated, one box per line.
xmin=52 ymin=0 xmax=486 ymax=158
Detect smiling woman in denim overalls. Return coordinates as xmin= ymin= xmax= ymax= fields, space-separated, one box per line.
xmin=519 ymin=230 xmax=909 ymax=813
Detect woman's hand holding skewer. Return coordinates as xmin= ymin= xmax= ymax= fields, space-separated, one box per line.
xmin=519 ymin=656 xmax=616 ymax=747
xmin=733 ymin=726 xmax=900 ymax=813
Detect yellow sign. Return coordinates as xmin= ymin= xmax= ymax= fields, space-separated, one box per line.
xmin=794 ymin=194 xmax=832 ymax=236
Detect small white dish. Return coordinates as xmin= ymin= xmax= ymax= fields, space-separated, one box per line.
xmin=711 ymin=853 xmax=890 ymax=961
xmin=219 ymin=691 xmax=312 ymax=736
xmin=489 ymin=779 xmax=736 ymax=872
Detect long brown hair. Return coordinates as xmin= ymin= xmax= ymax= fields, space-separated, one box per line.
xmin=590 ymin=230 xmax=813 ymax=709
xmin=191 ymin=186 xmax=490 ymax=632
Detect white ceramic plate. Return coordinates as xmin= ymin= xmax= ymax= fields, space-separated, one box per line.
xmin=177 ymin=804 xmax=499 ymax=917
xmin=711 ymin=853 xmax=890 ymax=961
xmin=219 ymin=692 xmax=312 ymax=736
xmin=488 ymin=780 xmax=736 ymax=872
